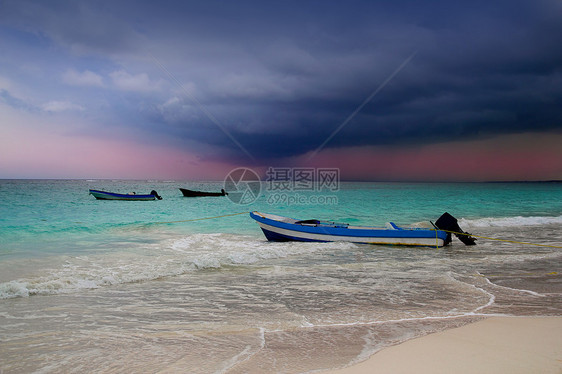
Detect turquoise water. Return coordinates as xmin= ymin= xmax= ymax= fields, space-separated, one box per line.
xmin=2 ymin=180 xmax=560 ymax=254
xmin=1 ymin=180 xmax=561 ymax=373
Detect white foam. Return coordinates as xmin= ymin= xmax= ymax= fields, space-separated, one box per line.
xmin=472 ymin=285 xmax=495 ymax=312
xmin=350 ymin=330 xmax=380 ymax=365
xmin=0 ymin=233 xmax=359 ymax=299
xmin=0 ymin=281 xmax=30 ymax=298
xmin=169 ymin=233 xmax=358 ymax=270
xmin=479 ymin=273 xmax=546 ymax=297
xmin=212 ymin=327 xmax=265 ymax=374
xmin=459 ymin=215 xmax=562 ymax=228
xmin=216 ymin=344 xmax=259 ymax=374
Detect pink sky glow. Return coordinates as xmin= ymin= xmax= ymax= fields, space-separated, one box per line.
xmin=2 ymin=128 xmax=561 ymax=181
xmin=1 ymin=103 xmax=560 ymax=181
xmin=298 ymin=132 xmax=562 ymax=182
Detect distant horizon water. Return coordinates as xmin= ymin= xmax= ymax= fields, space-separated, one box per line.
xmin=1 ymin=177 xmax=561 ymax=182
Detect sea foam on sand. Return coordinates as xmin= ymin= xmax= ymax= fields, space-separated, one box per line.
xmin=324 ymin=317 xmax=562 ymax=374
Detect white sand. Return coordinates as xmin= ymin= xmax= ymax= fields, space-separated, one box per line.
xmin=323 ymin=317 xmax=562 ymax=374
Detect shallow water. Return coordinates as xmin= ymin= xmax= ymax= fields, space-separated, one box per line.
xmin=0 ymin=180 xmax=561 ymax=373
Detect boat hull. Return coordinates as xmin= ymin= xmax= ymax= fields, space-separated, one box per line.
xmin=179 ymin=188 xmax=227 ymax=197
xmin=250 ymin=212 xmax=448 ymax=247
xmin=89 ymin=189 xmax=156 ymax=201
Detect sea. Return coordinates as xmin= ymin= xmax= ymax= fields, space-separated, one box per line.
xmin=1 ymin=179 xmax=561 ymax=373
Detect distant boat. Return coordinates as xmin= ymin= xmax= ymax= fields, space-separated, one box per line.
xmin=250 ymin=211 xmax=476 ymax=247
xmin=89 ymin=189 xmax=162 ymax=201
xmin=179 ymin=188 xmax=228 ymax=197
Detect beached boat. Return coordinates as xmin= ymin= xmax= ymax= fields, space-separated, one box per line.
xmin=179 ymin=188 xmax=228 ymax=197
xmin=250 ymin=211 xmax=475 ymax=247
xmin=89 ymin=189 xmax=162 ymax=201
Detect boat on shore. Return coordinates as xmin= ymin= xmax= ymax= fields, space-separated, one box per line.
xmin=179 ymin=188 xmax=228 ymax=197
xmin=89 ymin=189 xmax=162 ymax=201
xmin=250 ymin=211 xmax=475 ymax=247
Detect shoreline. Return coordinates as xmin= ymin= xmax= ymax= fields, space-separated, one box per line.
xmin=322 ymin=316 xmax=562 ymax=374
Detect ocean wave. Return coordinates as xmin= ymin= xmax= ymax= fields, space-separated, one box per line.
xmin=459 ymin=215 xmax=562 ymax=228
xmin=169 ymin=233 xmax=357 ymax=268
xmin=0 ymin=233 xmax=358 ymax=299
xmin=0 ymin=262 xmax=178 ymax=300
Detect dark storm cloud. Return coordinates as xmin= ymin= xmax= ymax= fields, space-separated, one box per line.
xmin=2 ymin=0 xmax=561 ymax=162
xmin=146 ymin=0 xmax=562 ymax=161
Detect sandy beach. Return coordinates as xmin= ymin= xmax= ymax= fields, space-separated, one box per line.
xmin=323 ymin=317 xmax=562 ymax=374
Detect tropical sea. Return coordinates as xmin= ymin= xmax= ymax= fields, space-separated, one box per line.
xmin=1 ymin=179 xmax=561 ymax=373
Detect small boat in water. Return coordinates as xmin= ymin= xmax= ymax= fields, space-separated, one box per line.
xmin=179 ymin=188 xmax=228 ymax=197
xmin=250 ymin=211 xmax=475 ymax=247
xmin=89 ymin=189 xmax=162 ymax=201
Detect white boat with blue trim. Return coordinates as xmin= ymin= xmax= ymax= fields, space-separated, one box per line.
xmin=89 ymin=189 xmax=162 ymax=201
xmin=250 ymin=211 xmax=476 ymax=247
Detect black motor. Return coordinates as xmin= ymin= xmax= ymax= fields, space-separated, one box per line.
xmin=434 ymin=212 xmax=476 ymax=246
xmin=150 ymin=190 xmax=163 ymax=200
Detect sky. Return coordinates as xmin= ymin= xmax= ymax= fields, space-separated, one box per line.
xmin=1 ymin=0 xmax=561 ymax=181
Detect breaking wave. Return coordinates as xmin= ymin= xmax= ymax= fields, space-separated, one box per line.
xmin=459 ymin=215 xmax=562 ymax=228
xmin=0 ymin=233 xmax=357 ymax=299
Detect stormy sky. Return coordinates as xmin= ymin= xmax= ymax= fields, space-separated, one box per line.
xmin=1 ymin=0 xmax=561 ymax=180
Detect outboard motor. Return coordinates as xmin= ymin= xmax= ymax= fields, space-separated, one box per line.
xmin=434 ymin=212 xmax=476 ymax=245
xmin=150 ymin=190 xmax=163 ymax=200
xmin=221 ymin=189 xmax=228 ymax=196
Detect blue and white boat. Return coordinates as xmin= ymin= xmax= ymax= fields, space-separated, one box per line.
xmin=250 ymin=211 xmax=475 ymax=247
xmin=89 ymin=189 xmax=162 ymax=201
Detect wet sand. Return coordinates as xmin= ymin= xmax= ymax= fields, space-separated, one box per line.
xmin=323 ymin=317 xmax=562 ymax=374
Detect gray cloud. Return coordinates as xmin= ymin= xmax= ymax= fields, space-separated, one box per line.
xmin=0 ymin=89 xmax=37 ymax=112
xmin=63 ymin=69 xmax=104 ymax=87
xmin=1 ymin=0 xmax=143 ymax=55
